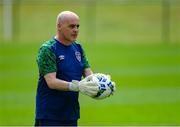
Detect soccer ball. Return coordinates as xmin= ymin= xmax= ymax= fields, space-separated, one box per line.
xmin=92 ymin=73 xmax=115 ymax=100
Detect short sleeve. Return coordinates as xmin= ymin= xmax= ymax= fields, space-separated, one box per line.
xmin=36 ymin=46 xmax=57 ymax=76
xmin=81 ymin=47 xmax=90 ymax=69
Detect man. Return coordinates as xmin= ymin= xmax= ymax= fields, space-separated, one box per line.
xmin=35 ymin=11 xmax=98 ymax=126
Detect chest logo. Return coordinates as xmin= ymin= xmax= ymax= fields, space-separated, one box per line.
xmin=75 ymin=51 xmax=81 ymax=62
xmin=59 ymin=55 xmax=65 ymax=60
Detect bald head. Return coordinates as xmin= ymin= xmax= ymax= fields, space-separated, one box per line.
xmin=56 ymin=11 xmax=79 ymax=26
xmin=55 ymin=11 xmax=80 ymax=45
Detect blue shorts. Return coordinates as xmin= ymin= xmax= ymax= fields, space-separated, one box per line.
xmin=35 ymin=119 xmax=77 ymax=126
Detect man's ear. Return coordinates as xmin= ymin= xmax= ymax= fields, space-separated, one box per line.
xmin=57 ymin=23 xmax=61 ymax=31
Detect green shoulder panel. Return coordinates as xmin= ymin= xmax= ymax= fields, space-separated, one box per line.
xmin=37 ymin=40 xmax=57 ymax=76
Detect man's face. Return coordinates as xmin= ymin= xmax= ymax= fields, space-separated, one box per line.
xmin=59 ymin=16 xmax=79 ymax=44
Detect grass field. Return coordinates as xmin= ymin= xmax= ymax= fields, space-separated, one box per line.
xmin=0 ymin=42 xmax=179 ymax=125
xmin=0 ymin=0 xmax=180 ymax=125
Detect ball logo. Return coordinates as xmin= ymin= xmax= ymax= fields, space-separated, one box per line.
xmin=75 ymin=51 xmax=81 ymax=62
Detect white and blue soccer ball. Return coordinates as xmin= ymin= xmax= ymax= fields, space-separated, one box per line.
xmin=92 ymin=73 xmax=115 ymax=100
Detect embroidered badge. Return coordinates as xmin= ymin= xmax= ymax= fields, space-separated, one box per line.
xmin=75 ymin=51 xmax=81 ymax=62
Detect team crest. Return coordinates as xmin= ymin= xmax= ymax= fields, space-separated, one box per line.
xmin=75 ymin=51 xmax=81 ymax=62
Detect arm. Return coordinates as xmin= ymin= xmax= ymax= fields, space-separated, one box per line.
xmin=44 ymin=71 xmax=98 ymax=96
xmin=44 ymin=68 xmax=94 ymax=91
xmin=83 ymin=68 xmax=93 ymax=77
xmin=44 ymin=72 xmax=70 ymax=91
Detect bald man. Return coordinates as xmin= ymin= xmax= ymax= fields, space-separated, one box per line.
xmin=35 ymin=11 xmax=97 ymax=126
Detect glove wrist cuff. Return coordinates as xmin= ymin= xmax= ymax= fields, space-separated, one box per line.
xmin=68 ymin=82 xmax=79 ymax=92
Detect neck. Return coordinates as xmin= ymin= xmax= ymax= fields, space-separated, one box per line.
xmin=55 ymin=35 xmax=72 ymax=46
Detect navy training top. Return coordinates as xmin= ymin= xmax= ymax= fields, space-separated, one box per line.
xmin=36 ymin=38 xmax=90 ymax=121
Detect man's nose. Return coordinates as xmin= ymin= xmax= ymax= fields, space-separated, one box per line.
xmin=74 ymin=27 xmax=79 ymax=32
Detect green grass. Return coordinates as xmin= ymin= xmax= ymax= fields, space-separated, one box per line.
xmin=0 ymin=42 xmax=180 ymax=125
xmin=0 ymin=1 xmax=180 ymax=125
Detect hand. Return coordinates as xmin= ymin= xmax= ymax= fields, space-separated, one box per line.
xmin=69 ymin=75 xmax=99 ymax=97
xmin=68 ymin=74 xmax=94 ymax=91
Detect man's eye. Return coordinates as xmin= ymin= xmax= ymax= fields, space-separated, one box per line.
xmin=69 ymin=25 xmax=74 ymax=28
xmin=69 ymin=25 xmax=79 ymax=29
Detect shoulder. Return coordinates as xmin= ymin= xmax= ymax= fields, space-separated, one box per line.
xmin=73 ymin=41 xmax=84 ymax=50
xmin=37 ymin=39 xmax=57 ymax=58
xmin=40 ymin=39 xmax=56 ymax=50
xmin=38 ymin=39 xmax=57 ymax=53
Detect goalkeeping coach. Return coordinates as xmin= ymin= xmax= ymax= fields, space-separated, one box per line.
xmin=35 ymin=11 xmax=98 ymax=126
